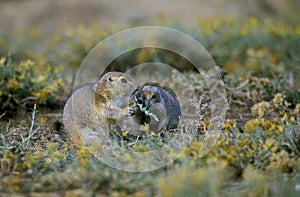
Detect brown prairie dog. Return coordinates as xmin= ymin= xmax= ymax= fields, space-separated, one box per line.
xmin=63 ymin=72 xmax=135 ymax=146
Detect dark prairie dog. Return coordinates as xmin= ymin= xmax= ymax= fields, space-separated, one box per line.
xmin=63 ymin=72 xmax=135 ymax=146
xmin=130 ymin=84 xmax=181 ymax=133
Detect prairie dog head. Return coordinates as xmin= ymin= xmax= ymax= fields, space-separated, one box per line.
xmin=132 ymin=85 xmax=161 ymax=110
xmin=94 ymin=72 xmax=135 ymax=104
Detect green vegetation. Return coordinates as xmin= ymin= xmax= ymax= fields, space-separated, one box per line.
xmin=0 ymin=57 xmax=63 ymax=117
xmin=0 ymin=17 xmax=299 ymax=196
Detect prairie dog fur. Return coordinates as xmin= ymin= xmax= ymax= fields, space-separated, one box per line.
xmin=63 ymin=72 xmax=135 ymax=146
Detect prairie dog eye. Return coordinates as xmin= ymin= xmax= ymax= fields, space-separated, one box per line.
xmin=120 ymin=78 xmax=127 ymax=83
xmin=107 ymin=76 xmax=113 ymax=82
xmin=137 ymin=97 xmax=144 ymax=103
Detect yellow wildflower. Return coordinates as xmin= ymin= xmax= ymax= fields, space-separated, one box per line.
xmin=136 ymin=145 xmax=148 ymax=152
xmin=251 ymin=101 xmax=270 ymax=118
xmin=51 ymin=151 xmax=61 ymax=159
xmin=40 ymin=117 xmax=47 ymax=125
xmin=79 ymin=147 xmax=91 ymax=158
xmin=249 ymin=16 xmax=258 ymax=26
xmin=282 ymin=113 xmax=288 ymax=121
xmin=6 ymin=78 xmax=24 ymax=89
xmin=223 ymin=119 xmax=236 ymax=130
xmin=290 ymin=116 xmax=295 ymax=122
xmin=0 ymin=39 xmax=5 ymax=46
xmin=244 ymin=119 xmax=261 ymax=133
xmin=32 ymin=89 xmax=50 ymax=100
xmin=16 ymin=60 xmax=35 ymax=72
xmin=265 ymin=138 xmax=275 ymax=150
xmin=295 ymin=26 xmax=300 ymax=35
xmin=140 ymin=124 xmax=149 ymax=132
xmin=0 ymin=57 xmax=6 ymax=65
xmin=122 ymin=131 xmax=128 ymax=137
xmin=278 ymin=125 xmax=284 ymax=132
xmin=136 ymin=48 xmax=156 ymax=63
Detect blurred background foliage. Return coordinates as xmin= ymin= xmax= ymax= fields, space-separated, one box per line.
xmin=1 ymin=17 xmax=299 ymax=115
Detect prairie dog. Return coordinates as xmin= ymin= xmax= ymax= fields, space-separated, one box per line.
xmin=130 ymin=84 xmax=181 ymax=133
xmin=63 ymin=72 xmax=135 ymax=146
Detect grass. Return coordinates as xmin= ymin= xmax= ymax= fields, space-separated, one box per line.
xmin=0 ymin=17 xmax=299 ymax=196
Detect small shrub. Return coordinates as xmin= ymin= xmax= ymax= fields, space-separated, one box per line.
xmin=0 ymin=56 xmax=63 ymax=117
